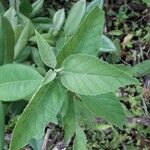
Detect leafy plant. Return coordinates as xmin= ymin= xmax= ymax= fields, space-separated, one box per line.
xmin=142 ymin=0 xmax=150 ymax=6
xmin=0 ymin=0 xmax=148 ymax=149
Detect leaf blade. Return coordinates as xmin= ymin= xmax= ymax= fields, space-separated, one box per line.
xmin=63 ymin=96 xmax=76 ymax=142
xmin=73 ymin=126 xmax=88 ymax=150
xmin=35 ymin=31 xmax=57 ymax=68
xmin=57 ymin=6 xmax=104 ymax=66
xmin=115 ymin=60 xmax=150 ymax=77
xmin=14 ymin=20 xmax=33 ymax=59
xmin=86 ymin=0 xmax=104 ymax=13
xmin=60 ymin=54 xmax=139 ymax=96
xmin=10 ymin=81 xmax=68 ymax=150
xmin=53 ymin=8 xmax=65 ymax=34
xmin=64 ymin=0 xmax=86 ymax=36
xmin=0 ymin=64 xmax=43 ymax=101
xmin=0 ymin=15 xmax=14 ymax=65
xmin=100 ymin=35 xmax=117 ymax=52
xmin=81 ymin=93 xmax=125 ymax=128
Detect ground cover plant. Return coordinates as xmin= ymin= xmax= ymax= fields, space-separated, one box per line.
xmin=0 ymin=0 xmax=150 ymax=149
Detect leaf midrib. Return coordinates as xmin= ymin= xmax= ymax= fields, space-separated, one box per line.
xmin=62 ymin=70 xmax=124 ymax=78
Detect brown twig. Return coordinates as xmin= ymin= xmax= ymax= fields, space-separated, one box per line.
xmin=41 ymin=128 xmax=51 ymax=150
xmin=97 ymin=116 xmax=150 ymax=126
xmin=127 ymin=117 xmax=150 ymax=126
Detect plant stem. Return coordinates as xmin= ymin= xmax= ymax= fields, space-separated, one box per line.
xmin=41 ymin=128 xmax=51 ymax=150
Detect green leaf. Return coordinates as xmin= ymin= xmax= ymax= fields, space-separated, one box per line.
xmin=63 ymin=96 xmax=76 ymax=142
xmin=60 ymin=54 xmax=139 ymax=96
xmin=81 ymin=93 xmax=125 ymax=128
xmin=86 ymin=0 xmax=104 ymax=13
xmin=0 ymin=64 xmax=43 ymax=101
xmin=30 ymin=33 xmax=53 ymax=45
xmin=16 ymin=10 xmax=29 ymax=23
xmin=14 ymin=20 xmax=34 ymax=59
xmin=0 ymin=101 xmax=5 ymax=150
xmin=31 ymin=0 xmax=44 ymax=18
xmin=53 ymin=9 xmax=65 ymax=34
xmin=57 ymin=6 xmax=104 ymax=66
xmin=15 ymin=46 xmax=31 ymax=62
xmin=132 ymin=60 xmax=150 ymax=77
xmin=4 ymin=7 xmax=18 ymax=29
xmin=100 ymin=35 xmax=117 ymax=52
xmin=19 ymin=0 xmax=32 ymax=16
xmin=14 ymin=25 xmax=23 ymax=44
xmin=142 ymin=0 xmax=150 ymax=6
xmin=74 ymin=100 xmax=96 ymax=128
xmin=108 ymin=30 xmax=123 ymax=36
xmin=9 ymin=0 xmax=20 ymax=10
xmin=31 ymin=47 xmax=45 ymax=68
xmin=32 ymin=17 xmax=50 ymax=24
xmin=64 ymin=0 xmax=86 ymax=36
xmin=0 ymin=15 xmax=14 ymax=65
xmin=63 ymin=96 xmax=88 ymax=149
xmin=115 ymin=60 xmax=150 ymax=77
xmin=58 ymin=94 xmax=68 ymax=119
xmin=114 ymin=64 xmax=132 ymax=76
xmin=30 ymin=138 xmax=43 ymax=150
xmin=10 ymin=80 xmax=68 ymax=150
xmin=35 ymin=31 xmax=57 ymax=68
xmin=96 ymin=124 xmax=111 ymax=131
xmin=73 ymin=126 xmax=88 ymax=150
xmin=55 ymin=36 xmax=66 ymax=52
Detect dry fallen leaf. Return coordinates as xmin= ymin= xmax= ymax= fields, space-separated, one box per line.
xmin=122 ymin=34 xmax=134 ymax=48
